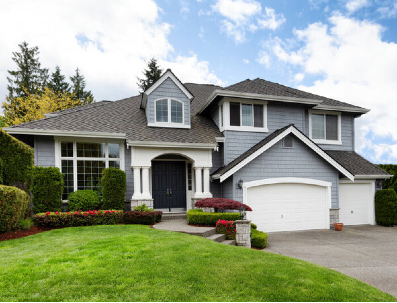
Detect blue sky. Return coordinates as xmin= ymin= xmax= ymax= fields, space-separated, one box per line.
xmin=1 ymin=0 xmax=397 ymax=163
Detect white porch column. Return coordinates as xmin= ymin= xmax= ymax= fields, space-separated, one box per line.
xmin=141 ymin=166 xmax=151 ymax=198
xmin=194 ymin=167 xmax=203 ymax=197
xmin=132 ymin=166 xmax=141 ymax=198
xmin=203 ymin=167 xmax=211 ymax=196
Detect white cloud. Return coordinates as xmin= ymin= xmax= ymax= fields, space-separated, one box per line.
xmin=271 ymin=14 xmax=397 ymax=162
xmin=378 ymin=2 xmax=397 ymax=18
xmin=257 ymin=51 xmax=270 ymax=67
xmin=257 ymin=8 xmax=286 ymax=30
xmin=180 ymin=0 xmax=190 ymax=14
xmin=212 ymin=0 xmax=285 ymax=43
xmin=0 ymin=0 xmax=222 ymax=113
xmin=243 ymin=59 xmax=250 ymax=64
xmin=346 ymin=0 xmax=371 ymax=13
xmin=294 ymin=73 xmax=305 ymax=82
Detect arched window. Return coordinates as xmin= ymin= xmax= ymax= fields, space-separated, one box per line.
xmin=155 ymin=98 xmax=183 ymax=124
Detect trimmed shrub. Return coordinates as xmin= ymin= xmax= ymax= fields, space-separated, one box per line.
xmin=375 ymin=189 xmax=397 ymax=226
xmin=18 ymin=218 xmax=34 ymax=230
xmin=0 ymin=158 xmax=3 ymax=184
xmin=195 ymin=198 xmax=252 ymax=211
xmin=153 ymin=211 xmax=162 ymax=223
xmin=187 ymin=209 xmax=241 ymax=226
xmin=133 ymin=203 xmax=153 ymax=212
xmin=123 ymin=211 xmax=158 ymax=225
xmin=216 ymin=219 xmax=236 ymax=240
xmin=0 ymin=129 xmax=34 ymax=185
xmin=101 ymin=168 xmax=126 ymax=210
xmin=33 ymin=210 xmax=123 ymax=227
xmin=30 ymin=167 xmax=64 ymax=213
xmin=0 ymin=185 xmax=30 ymax=232
xmin=251 ymin=223 xmax=257 ymax=230
xmin=251 ymin=228 xmax=268 ymax=249
xmin=68 ymin=190 xmax=101 ymax=211
xmin=378 ymin=164 xmax=397 ymax=192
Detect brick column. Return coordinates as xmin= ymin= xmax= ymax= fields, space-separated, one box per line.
xmin=235 ymin=220 xmax=251 ymax=248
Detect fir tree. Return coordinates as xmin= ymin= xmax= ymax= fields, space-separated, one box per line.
xmin=137 ymin=58 xmax=163 ymax=92
xmin=70 ymin=68 xmax=94 ymax=105
xmin=48 ymin=66 xmax=70 ymax=95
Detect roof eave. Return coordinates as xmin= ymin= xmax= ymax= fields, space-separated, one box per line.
xmin=354 ymin=174 xmax=393 ymax=180
xmin=3 ymin=128 xmax=127 ymax=139
xmin=313 ymin=105 xmax=370 ymax=114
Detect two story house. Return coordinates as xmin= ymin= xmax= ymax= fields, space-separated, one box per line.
xmin=5 ymin=69 xmax=390 ymax=232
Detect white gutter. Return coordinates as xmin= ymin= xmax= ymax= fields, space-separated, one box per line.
xmin=127 ymin=140 xmax=216 ymax=149
xmin=313 ymin=105 xmax=369 ymax=114
xmin=4 ymin=128 xmax=126 ymax=139
xmin=354 ymin=174 xmax=392 ymax=180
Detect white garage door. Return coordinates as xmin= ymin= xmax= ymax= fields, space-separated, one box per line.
xmin=246 ymin=182 xmax=329 ymax=232
xmin=339 ymin=182 xmax=375 ymax=225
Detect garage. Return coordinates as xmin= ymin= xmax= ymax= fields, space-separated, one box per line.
xmin=339 ymin=181 xmax=375 ymax=226
xmin=244 ymin=178 xmax=331 ymax=232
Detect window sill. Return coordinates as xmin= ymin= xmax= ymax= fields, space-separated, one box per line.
xmin=148 ymin=123 xmax=190 ymax=129
xmin=221 ymin=126 xmax=268 ymax=133
xmin=312 ymin=139 xmax=342 ymax=145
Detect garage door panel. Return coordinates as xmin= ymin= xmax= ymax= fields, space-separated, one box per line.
xmin=247 ymin=183 xmax=328 ymax=232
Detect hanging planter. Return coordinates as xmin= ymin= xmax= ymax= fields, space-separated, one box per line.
xmin=334 ymin=223 xmax=344 ymax=231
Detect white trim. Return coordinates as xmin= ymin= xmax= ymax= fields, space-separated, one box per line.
xmin=4 ymin=128 xmax=126 ymax=139
xmin=313 ymin=104 xmax=369 ymax=114
xmin=127 ymin=140 xmax=216 ymax=149
xmin=198 ymin=89 xmax=323 ymax=114
xmin=308 ymin=110 xmax=342 ymax=145
xmin=143 ymin=70 xmax=193 ymax=102
xmin=215 ymin=137 xmax=225 ymax=143
xmin=353 ymin=175 xmax=392 ymax=180
xmin=148 ymin=123 xmax=190 ymax=129
xmin=217 ymin=125 xmax=354 ymax=182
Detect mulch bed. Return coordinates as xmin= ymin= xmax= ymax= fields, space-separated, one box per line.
xmin=0 ymin=226 xmax=62 ymax=242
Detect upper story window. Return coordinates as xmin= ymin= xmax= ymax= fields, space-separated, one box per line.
xmin=155 ymin=98 xmax=184 ymax=125
xmin=219 ymin=99 xmax=268 ymax=133
xmin=309 ymin=110 xmax=341 ymax=145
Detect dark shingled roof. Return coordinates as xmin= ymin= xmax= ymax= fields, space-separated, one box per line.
xmin=10 ymin=95 xmax=222 ymax=144
xmin=325 ymin=150 xmax=391 ymax=176
xmin=212 ymin=125 xmax=292 ymax=176
xmin=223 ymin=78 xmax=365 ymax=110
xmin=185 ymin=83 xmax=222 ymax=115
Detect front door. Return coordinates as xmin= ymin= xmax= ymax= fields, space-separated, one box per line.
xmin=152 ymin=161 xmax=186 ymax=211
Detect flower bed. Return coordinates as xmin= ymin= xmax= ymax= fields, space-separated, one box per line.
xmin=195 ymin=198 xmax=252 ymax=211
xmin=216 ymin=219 xmax=236 ymax=240
xmin=33 ymin=210 xmax=123 ymax=227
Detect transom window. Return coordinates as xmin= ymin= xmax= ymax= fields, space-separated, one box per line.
xmin=155 ymin=98 xmax=183 ymax=124
xmin=309 ymin=111 xmax=341 ymax=144
xmin=59 ymin=141 xmax=123 ymax=200
xmin=230 ymin=102 xmax=264 ymax=128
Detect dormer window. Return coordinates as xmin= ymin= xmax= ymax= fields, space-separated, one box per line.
xmin=155 ymin=98 xmax=184 ymax=125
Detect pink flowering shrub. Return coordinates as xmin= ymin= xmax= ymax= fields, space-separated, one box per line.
xmin=33 ymin=210 xmax=123 ymax=227
xmin=195 ymin=198 xmax=252 ymax=211
xmin=216 ymin=219 xmax=236 ymax=240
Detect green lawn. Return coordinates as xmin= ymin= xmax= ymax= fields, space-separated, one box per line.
xmin=0 ymin=225 xmax=395 ymax=302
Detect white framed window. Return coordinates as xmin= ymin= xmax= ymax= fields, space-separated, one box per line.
xmin=152 ymin=98 xmax=186 ymax=128
xmin=220 ymin=98 xmax=268 ymax=132
xmin=309 ymin=110 xmax=342 ymax=145
xmin=55 ymin=138 xmax=125 ymax=200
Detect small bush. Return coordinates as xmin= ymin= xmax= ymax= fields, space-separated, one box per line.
xmin=18 ymin=218 xmax=34 ymax=230
xmin=0 ymin=158 xmax=3 ymax=184
xmin=30 ymin=167 xmax=64 ymax=213
xmin=187 ymin=209 xmax=241 ymax=226
xmin=375 ymin=189 xmax=397 ymax=226
xmin=251 ymin=228 xmax=268 ymax=249
xmin=133 ymin=203 xmax=153 ymax=212
xmin=101 ymin=168 xmax=126 ymax=210
xmin=251 ymin=223 xmax=257 ymax=230
xmin=33 ymin=210 xmax=123 ymax=227
xmin=195 ymin=198 xmax=252 ymax=211
xmin=153 ymin=211 xmax=162 ymax=223
xmin=216 ymin=219 xmax=236 ymax=240
xmin=0 ymin=185 xmax=30 ymax=232
xmin=123 ymin=211 xmax=159 ymax=225
xmin=68 ymin=190 xmax=101 ymax=211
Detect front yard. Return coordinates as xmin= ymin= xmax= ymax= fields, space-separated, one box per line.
xmin=0 ymin=225 xmax=395 ymax=302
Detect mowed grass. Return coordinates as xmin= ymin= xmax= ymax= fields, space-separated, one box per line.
xmin=0 ymin=225 xmax=395 ymax=302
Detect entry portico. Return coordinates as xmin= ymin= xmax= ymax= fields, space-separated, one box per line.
xmin=129 ymin=141 xmax=214 ymax=211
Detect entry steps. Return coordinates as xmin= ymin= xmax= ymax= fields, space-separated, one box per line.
xmin=153 ymin=218 xmax=236 ymax=246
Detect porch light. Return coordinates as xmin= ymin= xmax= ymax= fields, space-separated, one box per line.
xmin=239 ymin=204 xmax=246 ymax=220
xmin=237 ymin=179 xmax=244 ymax=189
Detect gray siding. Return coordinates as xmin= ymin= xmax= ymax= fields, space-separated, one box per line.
xmin=146 ymin=78 xmax=190 ymax=126
xmin=210 ymin=182 xmax=222 ymax=198
xmin=222 ymin=176 xmax=234 ymax=200
xmin=211 ymin=143 xmax=223 ymax=174
xmin=34 ymin=135 xmax=55 ymax=167
xmin=232 ymin=135 xmax=340 ymax=208
xmin=124 ymin=144 xmax=133 ymax=201
xmin=208 ymin=101 xmax=220 ymax=128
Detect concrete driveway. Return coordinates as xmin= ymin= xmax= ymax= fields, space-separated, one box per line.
xmin=263 ymin=225 xmax=397 ymax=298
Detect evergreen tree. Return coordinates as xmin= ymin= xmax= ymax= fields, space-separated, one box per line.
xmin=6 ymin=41 xmax=48 ymax=98
xmin=70 ymin=68 xmax=94 ymax=105
xmin=137 ymin=58 xmax=163 ymax=92
xmin=48 ymin=66 xmax=70 ymax=95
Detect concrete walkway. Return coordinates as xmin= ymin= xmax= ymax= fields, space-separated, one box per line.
xmin=263 ymin=225 xmax=397 ymax=298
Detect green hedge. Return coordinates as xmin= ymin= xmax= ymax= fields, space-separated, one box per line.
xmin=187 ymin=209 xmax=241 ymax=226
xmin=0 ymin=158 xmax=3 ymax=184
xmin=68 ymin=190 xmax=101 ymax=211
xmin=30 ymin=167 xmax=64 ymax=213
xmin=251 ymin=228 xmax=268 ymax=249
xmin=33 ymin=210 xmax=123 ymax=227
xmin=378 ymin=165 xmax=397 ymax=192
xmin=375 ymin=189 xmax=397 ymax=226
xmin=123 ymin=211 xmax=162 ymax=225
xmin=0 ymin=129 xmax=34 ymax=185
xmin=0 ymin=185 xmax=30 ymax=232
xmin=101 ymin=168 xmax=126 ymax=210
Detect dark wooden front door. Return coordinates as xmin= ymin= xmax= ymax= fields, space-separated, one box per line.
xmin=152 ymin=161 xmax=186 ymax=210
